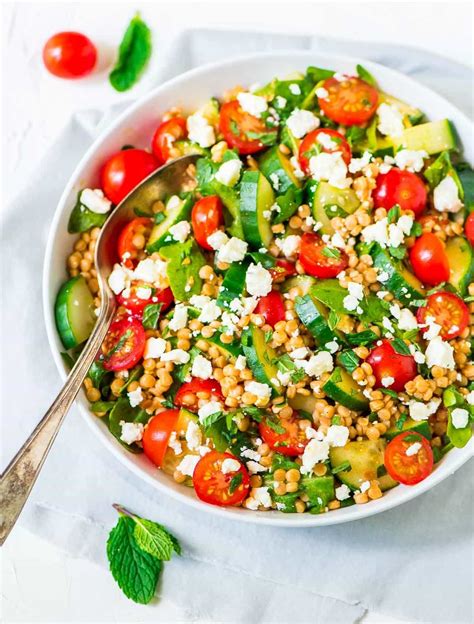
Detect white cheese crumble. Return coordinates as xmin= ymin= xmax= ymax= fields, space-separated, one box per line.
xmin=309 ymin=151 xmax=351 ymax=189
xmin=348 ymin=151 xmax=372 ymax=174
xmin=245 ymin=263 xmax=272 ymax=297
xmin=425 ymin=336 xmax=455 ymax=370
xmin=286 ymin=109 xmax=320 ymax=138
xmin=241 ymin=448 xmax=261 ymax=461
xmin=127 ymin=387 xmax=143 ymax=408
xmin=247 ymin=461 xmax=267 ymax=474
xmin=135 ymin=286 xmax=152 ymax=300
xmin=290 ymin=155 xmax=305 ymax=180
xmin=269 ymin=172 xmax=280 ymax=190
xmin=451 ymin=408 xmax=469 ymax=429
xmin=218 ymin=236 xmax=248 ymax=263
xmin=186 ymin=112 xmax=216 ymax=148
xmin=168 ymin=304 xmax=188 ymax=331
xmin=199 ymin=300 xmax=222 ymax=323
xmin=206 ymin=230 xmax=228 ymax=250
xmin=325 ymin=340 xmax=339 ymax=354
xmin=274 ymin=95 xmax=287 ymax=109
xmin=236 ymin=92 xmax=268 ymax=118
xmin=144 ymin=337 xmax=167 ymax=359
xmin=235 ymin=355 xmax=247 ymax=371
xmin=405 ymin=442 xmax=422 ymax=457
xmin=119 ymin=421 xmax=144 ymax=445
xmin=408 ymin=398 xmax=441 ymax=421
xmin=167 ymin=431 xmax=183 ymax=455
xmin=315 ymin=86 xmax=329 ymax=99
xmin=244 ymin=380 xmax=272 ymax=399
xmin=133 ymin=257 xmax=168 ymax=288
xmin=361 ymin=216 xmax=412 ymax=249
xmin=335 ymin=484 xmax=351 ymax=501
xmin=289 ymin=83 xmax=301 ymax=95
xmin=325 ymin=425 xmax=349 ymax=447
xmin=300 ymin=439 xmax=330 ymax=474
xmin=433 ymin=176 xmax=463 ymax=213
xmin=176 ymin=454 xmax=200 ymax=477
xmin=169 ymin=220 xmax=191 ymax=243
xmin=289 ymin=346 xmax=309 ymax=360
xmin=221 ymin=458 xmax=242 ymax=474
xmin=377 ymin=103 xmax=404 ymax=136
xmin=197 ymin=400 xmax=223 ymax=423
xmin=343 ymin=281 xmax=364 ymax=312
xmin=394 ymin=149 xmax=428 ymax=173
xmin=275 ymin=234 xmax=301 ymax=258
xmin=81 ymin=188 xmax=112 ymax=214
xmin=191 ymin=354 xmax=212 ymax=380
xmin=246 ymin=487 xmax=272 ymax=510
xmin=466 ymin=391 xmax=474 ymax=406
xmin=304 ymin=351 xmax=334 ymax=378
xmin=161 ymin=349 xmax=191 ymax=364
xmin=185 ymin=421 xmax=202 ymax=451
xmin=398 ymin=308 xmax=418 ymax=331
xmin=214 ymin=159 xmax=242 ymax=186
xmin=381 ymin=376 xmax=395 ymax=388
xmin=108 ymin=264 xmax=129 ymax=294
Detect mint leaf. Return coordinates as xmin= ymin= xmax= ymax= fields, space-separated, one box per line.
xmin=142 ymin=303 xmax=162 ymax=330
xmin=356 ymin=64 xmax=377 ymax=87
xmin=109 ymin=13 xmax=152 ymax=92
xmin=133 ymin=517 xmax=181 ymax=561
xmin=392 ymin=338 xmax=410 ymax=355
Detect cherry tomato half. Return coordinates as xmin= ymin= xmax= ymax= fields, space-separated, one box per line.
xmin=191 ymin=196 xmax=224 ymax=250
xmin=384 ymin=431 xmax=434 ymax=485
xmin=142 ymin=409 xmax=180 ymax=467
xmin=193 ymin=451 xmax=250 ymax=506
xmin=43 ymin=31 xmax=97 ymax=79
xmin=417 ymin=291 xmax=469 ymax=340
xmin=373 ymin=169 xmax=427 ymax=217
xmin=408 ymin=232 xmax=450 ymax=286
xmin=117 ymin=280 xmax=154 ymax=314
xmin=318 ymin=76 xmax=378 ymax=126
xmin=255 ymin=290 xmax=286 ymax=327
xmin=298 ymin=232 xmax=348 ymax=278
xmin=151 ymin=117 xmax=187 ymax=165
xmin=219 ymin=100 xmax=277 ymax=155
xmin=366 ymin=339 xmax=417 ymax=392
xmin=259 ymin=413 xmax=308 ymax=456
xmin=269 ymin=259 xmax=297 ymax=282
xmin=102 ymin=318 xmax=146 ymax=371
xmin=299 ymin=128 xmax=351 ymax=174
xmin=465 ymin=213 xmax=474 ymax=246
xmin=117 ymin=217 xmax=153 ymax=267
xmin=101 ymin=149 xmax=158 ymax=206
xmin=174 ymin=378 xmax=224 ymax=412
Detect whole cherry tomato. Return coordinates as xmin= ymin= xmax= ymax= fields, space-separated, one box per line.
xmin=191 ymin=196 xmax=224 ymax=250
xmin=101 ymin=149 xmax=158 ymax=205
xmin=43 ymin=31 xmax=97 ymax=78
xmin=373 ymin=169 xmax=427 ymax=217
xmin=409 ymin=232 xmax=450 ymax=286
xmin=255 ymin=290 xmax=286 ymax=327
xmin=366 ymin=339 xmax=417 ymax=392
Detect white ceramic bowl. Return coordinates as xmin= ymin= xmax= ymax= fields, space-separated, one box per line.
xmin=43 ymin=51 xmax=473 ymax=527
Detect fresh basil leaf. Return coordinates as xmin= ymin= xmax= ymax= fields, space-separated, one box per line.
xmin=88 ymin=360 xmax=113 ymax=390
xmin=90 ymin=400 xmax=116 ymax=414
xmin=201 ymin=410 xmax=224 ymax=429
xmin=388 ymin=245 xmax=406 ymax=260
xmin=356 ymin=64 xmax=377 ymax=87
xmin=306 ymin=66 xmax=335 ymax=84
xmin=345 ymin=125 xmax=367 ymax=148
xmin=160 ymin=239 xmax=206 ymax=301
xmin=410 ymin=221 xmax=422 ymax=238
xmin=142 ymin=303 xmax=162 ymax=330
xmin=109 ymin=13 xmax=152 ymax=92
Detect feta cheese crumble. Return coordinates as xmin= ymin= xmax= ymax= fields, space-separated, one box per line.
xmin=169 ymin=220 xmax=191 ymax=243
xmin=187 ymin=112 xmax=216 ymax=147
xmin=394 ymin=149 xmax=428 ymax=173
xmin=168 ymin=304 xmax=188 ymax=331
xmin=214 ymin=159 xmax=242 ymax=186
xmin=433 ymin=176 xmax=463 ymax=213
xmin=286 ymin=108 xmax=320 ymax=138
xmin=275 ymin=234 xmax=301 ymax=258
xmin=315 ymin=87 xmax=329 ymax=99
xmin=309 ymin=151 xmax=351 ymax=189
xmin=425 ymin=336 xmax=455 ymax=370
xmin=289 ymin=83 xmax=301 ymax=95
xmin=161 ymin=349 xmax=191 ymax=364
xmin=300 ymin=439 xmax=330 ymax=474
xmin=127 ymin=387 xmax=143 ymax=408
xmin=221 ymin=458 xmax=242 ymax=474
xmin=325 ymin=425 xmax=349 ymax=447
xmin=245 ymin=263 xmax=272 ymax=297
xmin=381 ymin=376 xmax=395 ymax=388
xmin=217 ymin=236 xmax=248 ymax=263
xmin=451 ymin=408 xmax=469 ymax=429
xmin=408 ymin=398 xmax=441 ymax=421
xmin=81 ymin=188 xmax=112 ymax=214
xmin=348 ymin=151 xmax=372 ymax=174
xmin=244 ymin=381 xmax=272 ymax=399
xmin=335 ymin=484 xmax=351 ymax=501
xmin=207 ymin=230 xmax=229 ymax=250
xmin=304 ymin=351 xmax=334 ymax=378
xmin=168 ymin=431 xmax=183 ymax=455
xmin=176 ymin=454 xmax=200 ymax=477
xmin=405 ymin=442 xmax=422 ymax=457
xmin=237 ymin=92 xmax=268 ymax=117
xmin=197 ymin=401 xmax=223 ymax=423
xmin=119 ymin=421 xmax=144 ymax=445
xmin=191 ymin=354 xmax=213 ymax=380
xmin=377 ymin=103 xmax=404 ymax=136
xmin=185 ymin=421 xmax=202 ymax=451
xmin=143 ymin=337 xmax=167 ymax=359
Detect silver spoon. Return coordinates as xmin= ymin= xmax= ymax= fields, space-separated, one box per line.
xmin=0 ymin=154 xmax=199 ymax=545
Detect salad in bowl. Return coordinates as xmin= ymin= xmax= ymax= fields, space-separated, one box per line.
xmin=55 ymin=62 xmax=473 ymax=515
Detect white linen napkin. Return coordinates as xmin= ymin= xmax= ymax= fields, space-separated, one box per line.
xmin=2 ymin=29 xmax=473 ymax=623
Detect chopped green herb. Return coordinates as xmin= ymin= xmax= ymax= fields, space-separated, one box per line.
xmin=392 ymin=338 xmax=411 ymax=355
xmin=321 ymin=247 xmax=341 ymax=259
xmin=109 ymin=14 xmax=152 ymax=92
xmin=395 ymin=414 xmax=408 ymax=431
xmin=380 ymin=388 xmax=398 ymax=399
xmin=337 ymin=350 xmax=360 ymax=373
xmin=264 ymin=330 xmax=273 ymax=343
xmin=388 ymin=245 xmax=406 ymax=260
xmin=332 ymin=460 xmax=351 ymax=474
xmin=376 ymin=465 xmax=388 ymax=478
xmin=142 ymin=303 xmax=162 ymax=330
xmin=387 ymin=205 xmax=401 ymax=224
xmin=328 ymin=310 xmax=340 ymax=331
xmin=229 ymin=472 xmax=243 ymax=494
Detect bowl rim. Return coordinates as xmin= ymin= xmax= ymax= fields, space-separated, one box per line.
xmin=42 ymin=49 xmax=473 ymax=528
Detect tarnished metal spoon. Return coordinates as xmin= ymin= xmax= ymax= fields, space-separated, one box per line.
xmin=0 ymin=154 xmax=199 ymax=545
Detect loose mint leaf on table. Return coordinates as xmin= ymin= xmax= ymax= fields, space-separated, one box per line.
xmin=107 ymin=505 xmax=180 ymax=604
xmin=109 ymin=13 xmax=152 ymax=92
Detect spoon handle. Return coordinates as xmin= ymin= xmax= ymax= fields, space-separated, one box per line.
xmin=0 ymin=299 xmax=116 ymax=545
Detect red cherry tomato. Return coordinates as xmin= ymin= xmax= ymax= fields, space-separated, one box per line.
xmin=408 ymin=233 xmax=450 ymax=286
xmin=193 ymin=451 xmax=250 ymax=507
xmin=191 ymin=196 xmax=224 ymax=250
xmin=117 ymin=217 xmax=153 ymax=267
xmin=269 ymin=259 xmax=297 ymax=282
xmin=465 ymin=213 xmax=474 ymax=246
xmin=117 ymin=280 xmax=154 ymax=314
xmin=417 ymin=291 xmax=469 ymax=340
xmin=255 ymin=290 xmax=286 ymax=327
xmin=384 ymin=432 xmax=434 ymax=485
xmin=43 ymin=31 xmax=97 ymax=78
xmin=259 ymin=413 xmax=309 ymax=456
xmin=101 ymin=149 xmax=158 ymax=206
xmin=373 ymin=169 xmax=427 ymax=217
xmin=318 ymin=76 xmax=378 ymax=126
xmin=102 ymin=318 xmax=146 ymax=371
xmin=142 ymin=410 xmax=180 ymax=467
xmin=155 ymin=287 xmax=174 ymax=314
xmin=174 ymin=378 xmax=224 ymax=412
xmin=151 ymin=117 xmax=187 ymax=165
xmin=219 ymin=100 xmax=277 ymax=155
xmin=298 ymin=128 xmax=351 ymax=174
xmin=298 ymin=232 xmax=348 ymax=278
xmin=366 ymin=339 xmax=417 ymax=392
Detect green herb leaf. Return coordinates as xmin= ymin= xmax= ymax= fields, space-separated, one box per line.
xmin=229 ymin=472 xmax=243 ymax=494
xmin=201 ymin=411 xmax=224 ymax=429
xmin=338 ymin=350 xmax=360 ymax=373
xmin=404 ymin=433 xmax=422 ymax=443
xmin=328 ymin=310 xmax=340 ymax=331
xmin=154 ymin=212 xmax=166 ymax=225
xmin=109 ymin=13 xmax=152 ymax=92
xmin=356 ymin=64 xmax=377 ymax=87
xmin=90 ymin=400 xmax=116 ymax=413
xmin=265 ymin=416 xmax=286 ymax=435
xmin=321 ymin=246 xmax=341 ymax=259
xmin=346 ymin=330 xmax=378 ymax=346
xmin=264 ymin=330 xmax=273 ymax=343
xmin=345 ymin=125 xmax=367 ymax=147
xmin=388 ymin=245 xmax=406 ymax=260
xmin=387 ymin=205 xmax=401 ymax=224
xmin=68 ymin=190 xmax=108 ymax=234
xmin=133 ymin=517 xmax=181 ymax=561
xmin=392 ymin=338 xmax=411 ymax=355
xmin=142 ymin=303 xmax=162 ymax=330
xmin=395 ymin=413 xmax=408 ymax=431
xmin=332 ymin=460 xmax=351 ymax=474
xmin=380 ymin=388 xmax=398 ymax=399
xmin=410 ymin=221 xmax=422 ymax=238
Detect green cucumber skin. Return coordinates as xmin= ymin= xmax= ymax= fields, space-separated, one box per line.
xmin=329 ymin=440 xmax=398 ymax=492
xmin=259 ymin=146 xmax=301 ymax=194
xmin=55 ymin=275 xmax=94 ymax=350
xmin=216 ymin=261 xmax=248 ymax=309
xmin=204 ymin=332 xmax=242 ymax=359
xmin=395 ymin=119 xmax=457 ymax=154
xmin=385 ymin=419 xmax=431 ymax=441
xmin=323 ymin=367 xmax=369 ymax=412
xmin=445 ymin=236 xmax=474 ymax=295
xmin=241 ymin=326 xmax=280 ymax=393
xmin=294 ymin=295 xmax=341 ymax=347
xmin=370 ymin=244 xmax=423 ymax=304
xmin=240 ymin=171 xmax=273 ymax=248
xmin=146 ymin=195 xmax=194 ymax=253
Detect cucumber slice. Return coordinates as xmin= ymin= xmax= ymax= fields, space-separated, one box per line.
xmin=371 ymin=244 xmax=425 ymax=304
xmin=201 ymin=331 xmax=242 ymax=360
xmin=392 ymin=119 xmax=457 ymax=155
xmin=146 ymin=194 xmax=194 ymax=253
xmin=456 ymin=165 xmax=474 ymax=211
xmin=294 ymin=294 xmax=345 ymax=347
xmin=309 ymin=181 xmax=360 ymax=235
xmin=55 ymin=275 xmax=96 ymax=350
xmin=288 ymin=393 xmax=317 ymax=414
xmin=385 ymin=418 xmax=431 ymax=441
xmin=281 ymin=275 xmax=316 ymax=296
xmin=330 ymin=439 xmax=398 ymax=491
xmin=161 ymin=408 xmax=200 ymax=486
xmin=240 ymin=170 xmax=274 ymax=248
xmin=445 ymin=236 xmax=474 ymax=295
xmin=259 ymin=146 xmax=303 ymax=193
xmin=323 ymin=367 xmax=369 ymax=412
xmin=242 ymin=324 xmax=280 ymax=393
xmin=216 ymin=261 xmax=248 ymax=309
xmin=173 ymin=140 xmax=208 ymax=157
xmin=379 ymin=92 xmax=424 ymax=125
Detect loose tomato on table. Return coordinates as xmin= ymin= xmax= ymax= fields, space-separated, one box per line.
xmin=384 ymin=432 xmax=434 ymax=485
xmin=101 ymin=149 xmax=158 ymax=206
xmin=366 ymin=339 xmax=417 ymax=392
xmin=43 ymin=31 xmax=97 ymax=78
xmin=193 ymin=451 xmax=250 ymax=506
xmin=102 ymin=318 xmax=146 ymax=371
xmin=269 ymin=259 xmax=297 ymax=282
xmin=298 ymin=128 xmax=351 ymax=174
xmin=317 ymin=76 xmax=378 ymax=126
xmin=219 ymin=100 xmax=277 ymax=155
xmin=417 ymin=291 xmax=469 ymax=340
xmin=117 ymin=217 xmax=153 ymax=267
xmin=255 ymin=290 xmax=286 ymax=327
xmin=174 ymin=378 xmax=224 ymax=412
xmin=465 ymin=213 xmax=474 ymax=246
xmin=408 ymin=232 xmax=450 ymax=286
xmin=298 ymin=232 xmax=348 ymax=278
xmin=259 ymin=413 xmax=308 ymax=456
xmin=142 ymin=409 xmax=180 ymax=467
xmin=373 ymin=169 xmax=427 ymax=217
xmin=191 ymin=196 xmax=224 ymax=250
xmin=151 ymin=117 xmax=187 ymax=165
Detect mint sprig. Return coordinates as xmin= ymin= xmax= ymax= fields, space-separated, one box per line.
xmin=106 ymin=504 xmax=180 ymax=604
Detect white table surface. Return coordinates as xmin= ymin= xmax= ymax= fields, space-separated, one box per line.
xmin=2 ymin=2 xmax=472 ymax=622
